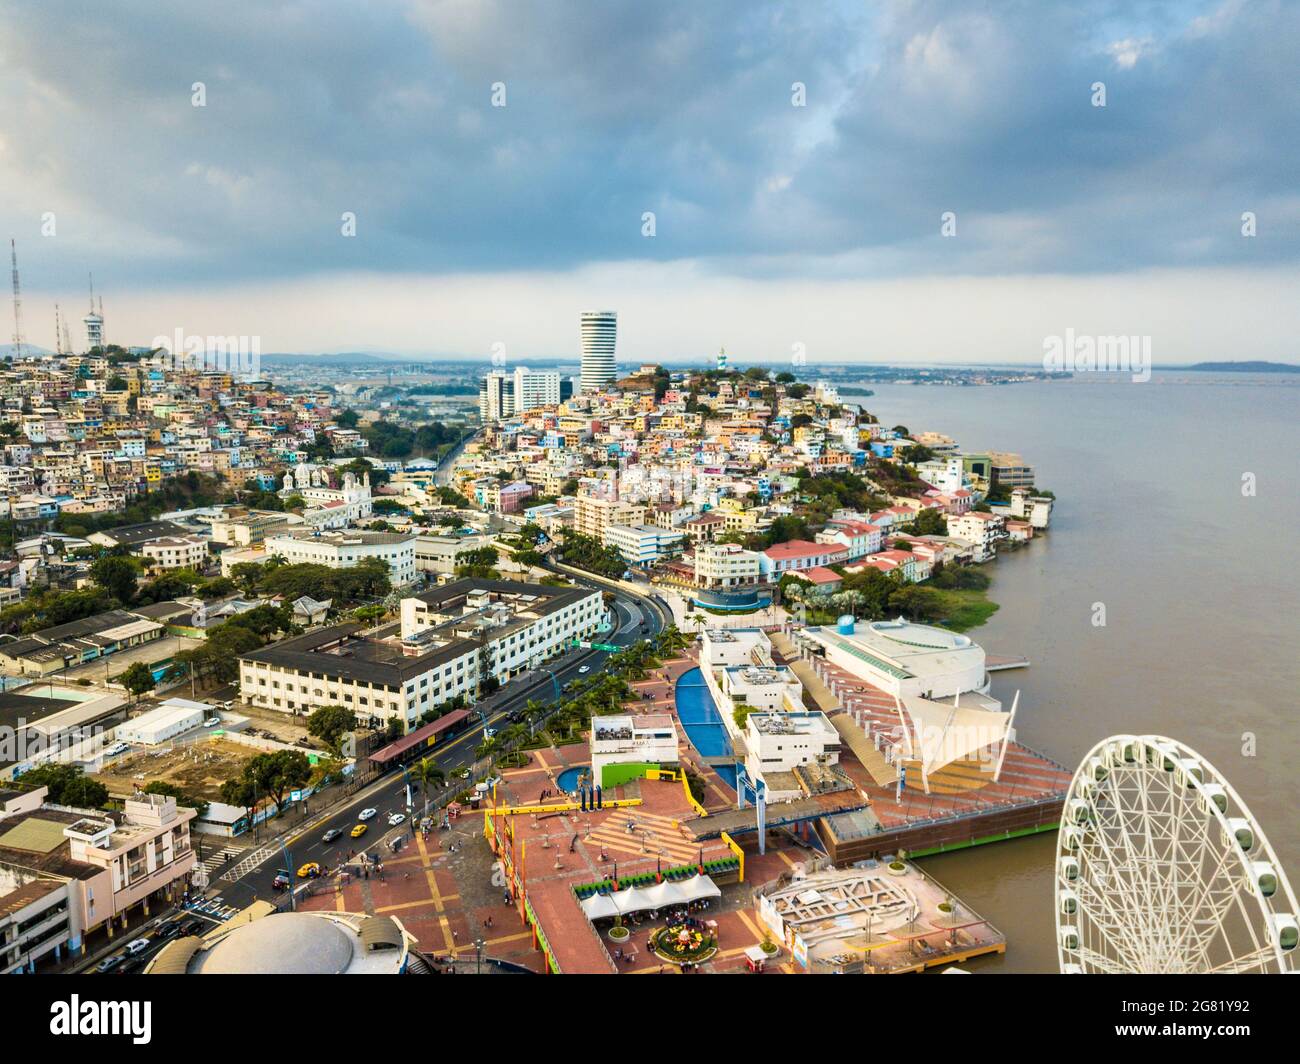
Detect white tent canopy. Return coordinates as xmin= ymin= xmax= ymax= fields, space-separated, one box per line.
xmin=579 ymin=874 xmax=721 ymax=920
xmin=899 ymin=692 xmax=1012 ymax=787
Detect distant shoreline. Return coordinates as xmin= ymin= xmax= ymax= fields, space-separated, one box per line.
xmin=1180 ymin=360 xmax=1300 ymax=373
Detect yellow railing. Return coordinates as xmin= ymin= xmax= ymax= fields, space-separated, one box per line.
xmin=720 ymin=830 xmax=745 ymax=883
xmin=681 ymin=769 xmax=708 ymax=818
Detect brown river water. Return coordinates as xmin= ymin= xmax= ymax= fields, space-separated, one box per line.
xmin=842 ymin=373 xmax=1300 ymax=972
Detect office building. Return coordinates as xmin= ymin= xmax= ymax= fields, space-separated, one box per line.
xmin=579 ymin=311 xmax=617 ymax=393
xmin=512 ymin=368 xmax=561 ymax=414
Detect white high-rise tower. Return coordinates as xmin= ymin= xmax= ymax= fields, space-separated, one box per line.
xmin=579 ymin=310 xmax=617 ymax=393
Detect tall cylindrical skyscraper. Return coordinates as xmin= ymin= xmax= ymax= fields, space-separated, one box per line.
xmin=579 ymin=310 xmax=617 ymax=393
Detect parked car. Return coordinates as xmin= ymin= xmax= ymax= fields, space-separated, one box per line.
xmin=123 ymin=937 xmax=152 ymax=956
xmin=178 ymin=919 xmax=204 ymax=936
xmin=103 ymin=742 xmax=130 ymax=757
xmin=272 ymin=872 xmax=291 ymax=891
xmin=156 ymin=921 xmax=183 ymax=940
xmin=321 ymin=828 xmax=342 ymax=844
xmin=203 ymin=717 xmax=221 ymax=727
xmin=350 ymin=823 xmax=368 ymax=839
xmin=358 ymin=808 xmax=377 ymax=821
xmin=387 ymin=813 xmax=406 ymax=826
xmin=297 ymin=862 xmax=321 ymax=879
xmin=119 ymin=956 xmax=150 ymax=975
xmin=95 ymin=954 xmax=126 ymax=974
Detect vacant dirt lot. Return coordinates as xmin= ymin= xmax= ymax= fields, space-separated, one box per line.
xmin=227 ymin=701 xmax=313 ymax=743
xmin=92 ymin=737 xmax=254 ymax=802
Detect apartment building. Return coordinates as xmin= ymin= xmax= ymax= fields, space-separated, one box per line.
xmin=603 ymin=523 xmax=685 ymax=568
xmin=0 ymin=791 xmax=196 ymax=965
xmin=140 ymin=535 xmax=209 ymax=571
xmin=693 ymin=542 xmax=763 ymax=590
xmin=573 ymin=494 xmax=648 ymax=540
xmin=948 ymin=511 xmax=1007 ymax=563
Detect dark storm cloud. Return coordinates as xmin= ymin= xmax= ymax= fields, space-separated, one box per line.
xmin=0 ymin=0 xmax=1295 ymax=288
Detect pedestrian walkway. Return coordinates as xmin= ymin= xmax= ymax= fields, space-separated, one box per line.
xmin=187 ymin=895 xmax=242 ymax=921
xmin=220 ymin=843 xmax=280 ymax=882
xmin=197 ymin=847 xmax=241 ymax=876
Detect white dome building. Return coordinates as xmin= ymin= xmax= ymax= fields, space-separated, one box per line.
xmin=147 ymin=907 xmax=426 ymax=975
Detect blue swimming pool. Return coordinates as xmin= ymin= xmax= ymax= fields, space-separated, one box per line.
xmin=556 ymin=766 xmax=589 ymax=792
xmin=674 ymin=668 xmax=732 ymax=758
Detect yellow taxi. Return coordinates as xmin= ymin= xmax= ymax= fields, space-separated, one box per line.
xmin=297 ymin=862 xmax=321 ymax=879
xmin=350 ymin=823 xmax=368 ymax=838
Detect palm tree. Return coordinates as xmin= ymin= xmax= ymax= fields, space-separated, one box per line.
xmin=412 ymin=758 xmax=445 ymax=817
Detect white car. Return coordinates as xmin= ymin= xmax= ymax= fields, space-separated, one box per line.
xmin=578 ymin=665 xmax=591 ymax=674
xmin=104 ymin=742 xmax=130 ymax=757
xmin=123 ymin=937 xmax=152 ymax=956
xmin=358 ymin=808 xmax=378 ymax=821
xmin=388 ymin=813 xmax=406 ymax=826
xmin=203 ymin=717 xmax=221 ymax=727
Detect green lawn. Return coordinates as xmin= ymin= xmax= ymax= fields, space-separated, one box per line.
xmin=933 ymin=587 xmax=1000 ymax=632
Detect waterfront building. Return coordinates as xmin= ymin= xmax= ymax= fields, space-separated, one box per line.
xmin=795 ymin=618 xmax=993 ymax=703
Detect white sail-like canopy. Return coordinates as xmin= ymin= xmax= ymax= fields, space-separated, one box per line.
xmin=899 ymin=692 xmax=1012 ymax=788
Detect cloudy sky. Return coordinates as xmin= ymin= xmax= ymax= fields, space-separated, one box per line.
xmin=1 ymin=0 xmax=1297 ymax=364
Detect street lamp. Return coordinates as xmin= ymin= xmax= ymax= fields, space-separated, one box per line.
xmin=475 ymin=937 xmax=485 ymax=975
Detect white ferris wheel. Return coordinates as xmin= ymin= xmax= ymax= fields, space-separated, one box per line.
xmin=1056 ymin=734 xmax=1298 ymax=974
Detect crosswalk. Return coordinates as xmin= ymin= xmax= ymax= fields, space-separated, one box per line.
xmin=187 ymin=895 xmax=242 ymax=921
xmin=196 ymin=847 xmax=241 ymax=876
xmin=220 ymin=844 xmax=280 ymax=882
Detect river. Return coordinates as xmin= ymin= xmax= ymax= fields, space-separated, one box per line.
xmin=839 ymin=371 xmax=1300 ymax=972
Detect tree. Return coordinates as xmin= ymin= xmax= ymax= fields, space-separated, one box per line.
xmin=195 ymin=576 xmax=237 ymax=599
xmin=227 ymin=750 xmax=313 ymax=815
xmin=903 ymin=508 xmax=948 ymax=537
xmin=119 ymin=661 xmax=156 ymax=702
xmin=229 ymin=561 xmax=266 ymax=594
xmin=412 ymin=757 xmax=445 ymax=816
xmin=16 ymin=763 xmax=108 ymax=808
xmin=307 ymin=705 xmax=357 ymax=754
xmin=142 ymin=780 xmax=209 ymax=818
xmin=91 ymin=554 xmax=139 ymax=603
